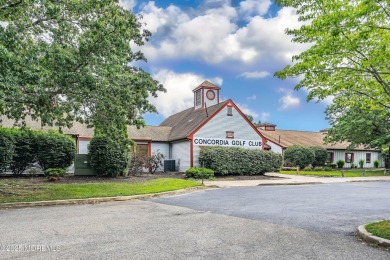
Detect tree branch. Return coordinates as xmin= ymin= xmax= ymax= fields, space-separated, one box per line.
xmin=0 ymin=0 xmax=23 ymax=10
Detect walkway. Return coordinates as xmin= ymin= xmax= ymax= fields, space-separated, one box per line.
xmin=204 ymin=172 xmax=390 ymax=187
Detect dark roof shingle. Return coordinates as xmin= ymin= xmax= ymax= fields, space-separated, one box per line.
xmin=160 ymin=100 xmax=229 ymax=140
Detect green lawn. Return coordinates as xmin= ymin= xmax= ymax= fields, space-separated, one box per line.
xmin=366 ymin=220 xmax=390 ymax=240
xmin=280 ymin=169 xmax=387 ymax=177
xmin=0 ymin=178 xmax=201 ymax=203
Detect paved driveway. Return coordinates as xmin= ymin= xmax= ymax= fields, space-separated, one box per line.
xmin=0 ymin=182 xmax=389 ymax=259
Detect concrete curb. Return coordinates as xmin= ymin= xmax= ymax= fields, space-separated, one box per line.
xmin=0 ymin=186 xmax=206 ymax=210
xmin=356 ymin=224 xmax=390 ymax=248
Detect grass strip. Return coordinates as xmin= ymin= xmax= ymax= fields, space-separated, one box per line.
xmin=366 ymin=220 xmax=390 ymax=240
xmin=0 ymin=178 xmax=201 ymax=203
xmin=280 ymin=170 xmax=387 ymax=177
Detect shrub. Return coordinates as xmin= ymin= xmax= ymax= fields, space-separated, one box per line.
xmin=374 ymin=160 xmax=380 ymax=168
xmin=89 ymin=135 xmax=129 ymax=177
xmin=310 ymin=146 xmax=328 ymax=166
xmin=337 ymin=160 xmax=345 ymax=169
xmin=324 ymin=166 xmax=333 ymax=171
xmin=144 ymin=150 xmax=164 ymax=174
xmin=199 ymin=147 xmax=282 ymax=175
xmin=350 ymin=163 xmax=355 ymax=168
xmin=303 ymin=166 xmax=311 ymax=171
xmin=35 ymin=130 xmax=75 ymax=170
xmin=185 ymin=167 xmax=214 ymax=179
xmin=128 ymin=155 xmax=145 ymax=176
xmin=283 ymin=145 xmax=315 ymax=169
xmin=0 ymin=127 xmax=15 ymax=173
xmin=359 ymin=159 xmax=364 ymax=168
xmin=283 ymin=159 xmax=293 ymax=167
xmin=44 ymin=168 xmax=66 ymax=181
xmin=9 ymin=128 xmax=39 ymax=175
xmin=328 ymin=163 xmax=337 ymax=169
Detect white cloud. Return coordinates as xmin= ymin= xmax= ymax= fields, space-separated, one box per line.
xmin=246 ymin=95 xmax=256 ymax=100
xmin=239 ymin=0 xmax=272 ymax=18
xmin=137 ymin=3 xmax=309 ymax=68
xmin=259 ymin=112 xmax=270 ymax=122
xmin=236 ymin=103 xmax=258 ymax=118
xmin=239 ymin=71 xmax=270 ymax=79
xmin=278 ymin=88 xmax=300 ymax=110
xmin=150 ymin=69 xmax=222 ymax=117
xmin=118 ymin=0 xmax=136 ymax=10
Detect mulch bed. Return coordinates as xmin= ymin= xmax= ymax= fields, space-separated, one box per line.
xmin=0 ymin=172 xmax=185 ymax=184
xmin=0 ymin=172 xmax=283 ymax=184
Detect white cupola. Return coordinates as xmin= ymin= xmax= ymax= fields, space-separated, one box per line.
xmin=193 ymin=80 xmax=221 ymax=110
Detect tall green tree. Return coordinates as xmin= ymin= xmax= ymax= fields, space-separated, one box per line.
xmin=275 ymin=0 xmax=390 ymax=163
xmin=275 ymin=0 xmax=390 ymax=110
xmin=0 ymin=0 xmax=165 ymax=138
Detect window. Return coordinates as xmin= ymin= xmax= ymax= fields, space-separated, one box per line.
xmin=366 ymin=153 xmax=371 ymax=163
xmin=326 ymin=152 xmax=334 ymax=163
xmin=345 ymin=153 xmax=354 ymax=163
xmin=226 ymin=131 xmax=234 ymax=139
xmin=265 ymin=126 xmax=275 ymax=131
xmin=136 ymin=144 xmax=149 ymax=159
xmin=227 ymin=105 xmax=233 ymax=116
xmin=195 ymin=90 xmax=201 ymax=106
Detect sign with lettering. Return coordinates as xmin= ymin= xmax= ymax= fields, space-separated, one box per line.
xmin=193 ymin=137 xmax=262 ymax=148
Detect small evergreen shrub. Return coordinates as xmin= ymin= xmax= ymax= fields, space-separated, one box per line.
xmin=0 ymin=127 xmax=15 ymax=173
xmin=199 ymin=147 xmax=282 ymax=175
xmin=45 ymin=168 xmax=66 ymax=181
xmin=310 ymin=146 xmax=328 ymax=166
xmin=359 ymin=159 xmax=364 ymax=168
xmin=303 ymin=166 xmax=311 ymax=171
xmin=89 ymin=135 xmax=129 ymax=177
xmin=283 ymin=145 xmax=315 ymax=169
xmin=374 ymin=160 xmax=380 ymax=168
xmin=328 ymin=163 xmax=337 ymax=169
xmin=337 ymin=160 xmax=345 ymax=169
xmin=185 ymin=167 xmax=214 ymax=179
xmin=36 ymin=130 xmax=76 ymax=170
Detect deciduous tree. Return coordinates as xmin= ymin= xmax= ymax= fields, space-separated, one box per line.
xmin=0 ymin=0 xmax=165 ymax=138
xmin=275 ymin=0 xmax=390 ymax=110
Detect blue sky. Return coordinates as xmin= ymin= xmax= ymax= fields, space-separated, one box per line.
xmin=120 ymin=0 xmax=331 ymax=131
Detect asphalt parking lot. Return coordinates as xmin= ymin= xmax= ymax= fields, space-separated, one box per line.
xmin=0 ymin=182 xmax=389 ymax=259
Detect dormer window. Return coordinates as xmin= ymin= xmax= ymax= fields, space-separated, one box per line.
xmin=195 ymin=90 xmax=201 ymax=106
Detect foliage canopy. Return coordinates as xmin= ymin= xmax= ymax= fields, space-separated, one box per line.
xmin=275 ymin=0 xmax=390 ymax=110
xmin=0 ymin=0 xmax=165 ymax=138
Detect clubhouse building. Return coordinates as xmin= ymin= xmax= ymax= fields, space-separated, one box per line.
xmin=1 ymin=81 xmax=384 ymax=171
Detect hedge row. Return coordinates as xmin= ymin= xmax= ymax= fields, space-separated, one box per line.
xmin=0 ymin=127 xmax=76 ymax=174
xmin=199 ymin=147 xmax=282 ymax=175
xmin=283 ymin=145 xmax=328 ymax=168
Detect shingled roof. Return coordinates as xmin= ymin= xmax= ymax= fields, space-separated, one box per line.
xmin=160 ymin=100 xmax=229 ymax=141
xmin=127 ymin=125 xmax=172 ymax=141
xmin=259 ymin=129 xmax=376 ymax=151
xmin=0 ymin=116 xmax=94 ymax=138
